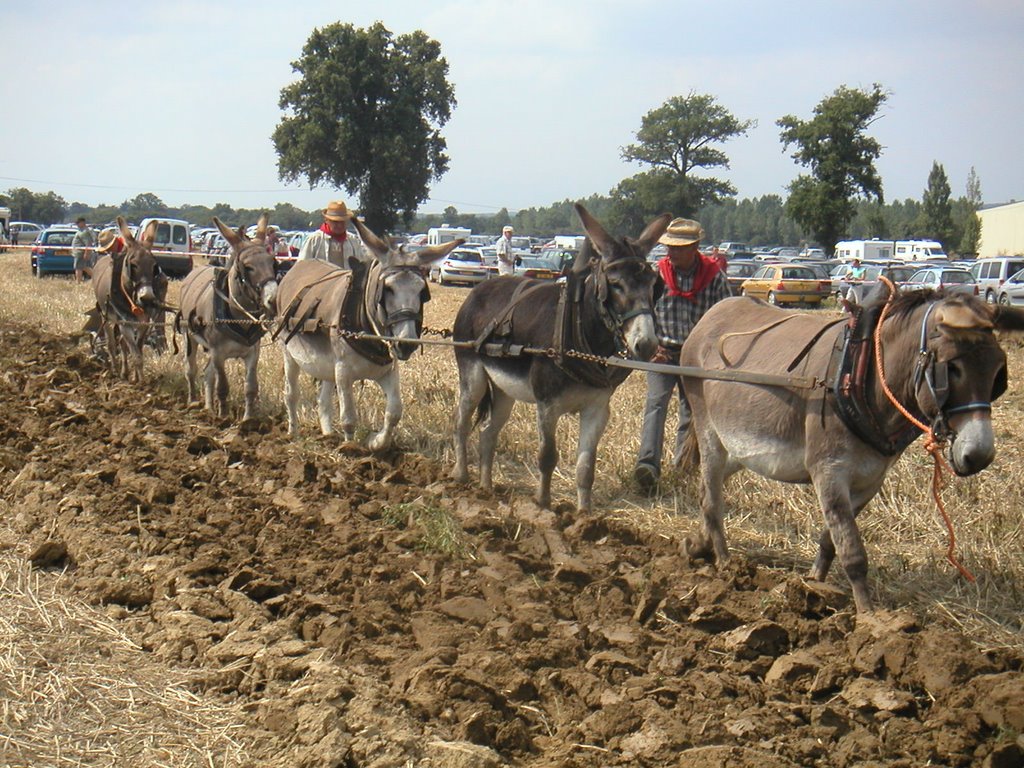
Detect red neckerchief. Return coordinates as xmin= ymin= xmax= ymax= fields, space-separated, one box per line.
xmin=320 ymin=222 xmax=348 ymax=242
xmin=658 ymin=254 xmax=718 ymax=300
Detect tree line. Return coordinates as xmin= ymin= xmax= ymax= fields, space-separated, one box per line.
xmin=2 ymin=23 xmax=987 ymax=256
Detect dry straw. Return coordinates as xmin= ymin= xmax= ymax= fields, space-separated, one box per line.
xmin=2 ymin=256 xmax=1022 ymax=653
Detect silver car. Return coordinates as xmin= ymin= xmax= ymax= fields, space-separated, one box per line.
xmin=900 ymin=267 xmax=979 ymax=296
xmin=995 ymin=268 xmax=1024 ymax=306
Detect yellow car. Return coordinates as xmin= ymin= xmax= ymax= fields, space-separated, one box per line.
xmin=740 ymin=263 xmax=833 ymax=306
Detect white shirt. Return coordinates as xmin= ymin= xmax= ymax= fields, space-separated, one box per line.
xmin=495 ymin=234 xmax=515 ymax=276
xmin=298 ymin=228 xmax=365 ymax=269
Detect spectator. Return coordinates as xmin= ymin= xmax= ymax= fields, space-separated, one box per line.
xmin=72 ymin=217 xmax=97 ymax=283
xmin=297 ymin=200 xmax=365 ymax=269
xmin=709 ymin=245 xmax=728 ymax=273
xmin=634 ymin=217 xmax=731 ymax=493
xmin=95 ymin=229 xmax=124 ymax=258
xmin=495 ymin=225 xmax=516 ymax=276
xmin=849 ymin=258 xmax=865 ymax=280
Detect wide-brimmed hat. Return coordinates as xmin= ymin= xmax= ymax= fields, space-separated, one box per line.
xmin=96 ymin=230 xmax=118 ymax=254
xmin=323 ymin=200 xmax=353 ymax=221
xmin=502 ymin=225 xmax=514 ymax=233
xmin=659 ymin=218 xmax=704 ymax=247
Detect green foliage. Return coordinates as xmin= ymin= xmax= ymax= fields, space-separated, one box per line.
xmin=614 ymin=92 xmax=752 ymax=225
xmin=920 ymin=161 xmax=955 ymax=249
xmin=380 ymin=501 xmax=469 ymax=559
xmin=777 ymin=84 xmax=888 ymax=254
xmin=0 ymin=187 xmax=68 ymax=225
xmin=272 ymin=22 xmax=456 ymax=233
xmin=958 ymin=167 xmax=983 ymax=255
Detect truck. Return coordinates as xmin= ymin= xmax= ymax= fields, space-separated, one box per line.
xmin=427 ymin=225 xmax=472 ymax=246
xmin=0 ymin=207 xmax=10 ymax=251
xmin=834 ymin=239 xmax=947 ymax=263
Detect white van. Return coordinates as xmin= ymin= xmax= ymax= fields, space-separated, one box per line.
xmin=136 ymin=217 xmax=194 ymax=277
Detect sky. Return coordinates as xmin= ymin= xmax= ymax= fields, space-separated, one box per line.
xmin=3 ymin=0 xmax=1022 ymax=218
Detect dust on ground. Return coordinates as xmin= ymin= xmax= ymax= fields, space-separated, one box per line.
xmin=1 ymin=323 xmax=1022 ymax=767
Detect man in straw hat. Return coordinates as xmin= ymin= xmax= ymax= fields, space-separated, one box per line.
xmin=495 ymin=225 xmax=516 ymax=276
xmin=298 ymin=199 xmax=365 ymax=269
xmin=634 ymin=217 xmax=730 ymax=494
xmin=95 ymin=229 xmax=123 ymax=258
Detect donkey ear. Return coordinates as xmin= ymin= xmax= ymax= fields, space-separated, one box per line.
xmin=352 ymin=217 xmax=389 ymax=256
xmin=575 ymin=204 xmax=615 ymax=259
xmin=992 ymin=303 xmax=1024 ymax=333
xmin=116 ymin=216 xmax=135 ymax=246
xmin=635 ymin=213 xmax=672 ymax=255
xmin=235 ymin=224 xmax=248 ymax=241
xmin=254 ymin=212 xmax=269 ymax=242
xmin=213 ymin=217 xmax=243 ymax=248
xmin=139 ymin=220 xmax=159 ymax=249
xmin=418 ymin=238 xmax=465 ymax=266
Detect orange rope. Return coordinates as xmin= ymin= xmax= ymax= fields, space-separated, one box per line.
xmin=120 ymin=269 xmax=146 ymax=318
xmin=872 ymin=277 xmax=975 ymax=583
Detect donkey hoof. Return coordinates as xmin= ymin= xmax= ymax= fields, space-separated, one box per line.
xmin=683 ymin=535 xmax=714 ymax=562
xmin=451 ymin=469 xmax=470 ymax=484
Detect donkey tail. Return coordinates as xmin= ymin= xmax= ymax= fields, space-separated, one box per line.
xmin=473 ymin=383 xmax=493 ymax=428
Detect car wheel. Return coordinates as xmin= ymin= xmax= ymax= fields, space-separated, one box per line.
xmin=986 ymin=290 xmax=996 ymax=305
xmin=998 ymin=293 xmax=1011 ymax=306
xmin=439 ymin=274 xmax=447 ymax=286
xmin=767 ymin=291 xmax=778 ymax=305
xmin=740 ymin=289 xmax=748 ymax=297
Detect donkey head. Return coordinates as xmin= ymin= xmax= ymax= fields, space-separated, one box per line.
xmin=353 ymin=217 xmax=465 ymax=361
xmin=214 ymin=213 xmax=279 ymax=317
xmin=910 ymin=295 xmax=1019 ymax=476
xmin=117 ymin=216 xmax=158 ymax=305
xmin=574 ymin=204 xmax=669 ymax=362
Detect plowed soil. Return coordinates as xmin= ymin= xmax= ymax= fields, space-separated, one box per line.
xmin=2 ymin=323 xmax=1022 ymax=767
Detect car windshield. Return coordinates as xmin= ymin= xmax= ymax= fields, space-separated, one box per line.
xmin=886 ymin=267 xmax=917 ymax=282
xmin=520 ymin=258 xmax=557 ymax=270
xmin=727 ymin=263 xmax=756 ymax=276
xmin=942 ymin=271 xmax=973 ymax=284
xmin=781 ymin=267 xmax=816 ymax=280
xmin=449 ymin=251 xmax=481 ymax=263
xmin=44 ymin=232 xmax=75 ymax=246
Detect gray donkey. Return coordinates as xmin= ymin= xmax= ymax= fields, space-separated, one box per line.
xmin=176 ymin=214 xmax=279 ymax=420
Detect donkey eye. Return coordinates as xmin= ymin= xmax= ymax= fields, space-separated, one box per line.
xmin=947 ymin=361 xmax=963 ymax=380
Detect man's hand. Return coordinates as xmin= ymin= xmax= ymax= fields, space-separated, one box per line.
xmin=651 ymin=345 xmax=672 ymax=364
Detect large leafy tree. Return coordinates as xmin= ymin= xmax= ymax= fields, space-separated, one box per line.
xmin=777 ymin=84 xmax=887 ymax=254
xmin=273 ymin=22 xmax=456 ymax=233
xmin=1 ymin=188 xmax=67 ymax=225
xmin=958 ymin=167 xmax=983 ymax=255
xmin=919 ymin=161 xmax=955 ymax=248
xmin=614 ymin=93 xmax=754 ymax=226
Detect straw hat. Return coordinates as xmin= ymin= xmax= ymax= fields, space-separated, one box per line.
xmin=658 ymin=218 xmax=704 ymax=247
xmin=96 ymin=230 xmax=118 ymax=254
xmin=502 ymin=225 xmax=514 ymax=233
xmin=322 ymin=200 xmax=353 ymax=221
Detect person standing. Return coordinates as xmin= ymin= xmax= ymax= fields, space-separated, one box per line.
xmin=634 ymin=217 xmax=730 ymax=493
xmin=495 ymin=225 xmax=516 ymax=276
xmin=71 ymin=217 xmax=97 ymax=282
xmin=297 ymin=200 xmax=365 ymax=269
xmin=709 ymin=245 xmax=728 ymax=273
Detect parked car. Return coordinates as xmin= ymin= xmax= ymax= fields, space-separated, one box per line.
xmin=900 ymin=267 xmax=979 ymax=296
xmin=724 ymin=260 xmax=759 ymax=294
xmin=740 ymin=263 xmax=832 ymax=306
xmin=840 ymin=264 xmax=922 ymax=304
xmin=971 ymin=256 xmax=1024 ymax=304
xmin=429 ymin=248 xmax=492 ymax=286
xmin=10 ymin=221 xmax=45 ymax=244
xmin=513 ymin=256 xmax=561 ymax=280
xmin=995 ymin=268 xmax=1024 ymax=306
xmin=31 ymin=226 xmax=78 ymax=276
xmin=136 ymin=217 xmax=194 ymax=278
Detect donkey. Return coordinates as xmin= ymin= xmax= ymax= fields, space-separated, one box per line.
xmin=176 ymin=214 xmax=279 ymax=420
xmin=680 ymin=289 xmax=1024 ymax=612
xmin=276 ymin=218 xmax=463 ymax=448
xmin=452 ymin=204 xmax=670 ymax=513
xmin=91 ymin=217 xmax=161 ymax=382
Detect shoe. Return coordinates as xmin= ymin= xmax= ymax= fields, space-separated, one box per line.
xmin=633 ymin=463 xmax=659 ymax=495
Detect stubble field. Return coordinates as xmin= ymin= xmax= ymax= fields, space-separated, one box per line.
xmin=1 ymin=249 xmax=1022 ymax=767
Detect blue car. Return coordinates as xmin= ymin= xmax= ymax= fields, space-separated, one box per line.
xmin=31 ymin=226 xmax=79 ymax=276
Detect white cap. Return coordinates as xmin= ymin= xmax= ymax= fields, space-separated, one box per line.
xmin=503 ymin=225 xmax=514 ymax=233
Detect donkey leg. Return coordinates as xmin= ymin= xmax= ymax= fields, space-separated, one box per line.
xmin=452 ymin=360 xmax=488 ymax=483
xmin=814 ymin=482 xmax=873 ymax=613
xmin=242 ymin=346 xmax=260 ymax=421
xmin=478 ymin=389 xmax=515 ymax=492
xmin=575 ymin=399 xmax=611 ymax=513
xmin=213 ymin=355 xmax=230 ymax=418
xmin=203 ymin=354 xmax=217 ymax=413
xmin=319 ymin=379 xmax=336 ymax=435
xmin=283 ymin=349 xmax=303 ymax=436
xmin=368 ymin=367 xmax=402 ymax=452
xmin=184 ymin=335 xmax=200 ymax=404
xmin=687 ymin=424 xmax=731 ymax=563
xmin=333 ymin=360 xmax=357 ymax=440
xmin=534 ymin=403 xmax=562 ymax=509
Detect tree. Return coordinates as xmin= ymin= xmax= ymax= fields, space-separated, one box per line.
xmin=617 ymin=92 xmax=754 ymax=222
xmin=3 ymin=187 xmax=67 ymax=225
xmin=958 ymin=167 xmax=983 ymax=255
xmin=273 ymin=22 xmax=456 ymax=233
xmin=919 ymin=162 xmax=956 ymax=249
xmin=122 ymin=193 xmax=168 ymax=221
xmin=777 ymin=84 xmax=888 ymax=255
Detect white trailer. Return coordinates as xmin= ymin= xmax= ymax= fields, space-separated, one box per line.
xmin=893 ymin=239 xmax=947 ymax=262
xmin=833 ymin=239 xmax=896 ymax=262
xmin=0 ymin=207 xmax=10 ymax=249
xmin=427 ymin=225 xmax=472 ymax=246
